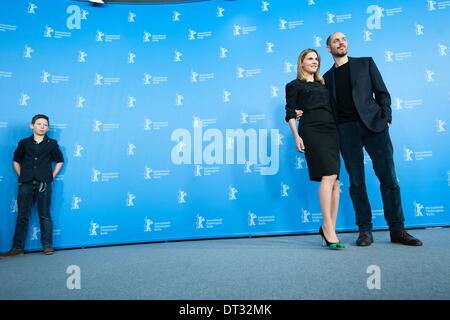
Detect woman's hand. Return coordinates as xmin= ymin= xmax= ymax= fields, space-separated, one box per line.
xmin=295 ymin=136 xmax=305 ymax=153
xmin=295 ymin=109 xmax=303 ymax=119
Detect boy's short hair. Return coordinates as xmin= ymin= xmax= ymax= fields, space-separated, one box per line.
xmin=31 ymin=114 xmax=49 ymax=125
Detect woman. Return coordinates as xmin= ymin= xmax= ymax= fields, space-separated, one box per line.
xmin=285 ymin=49 xmax=344 ymax=249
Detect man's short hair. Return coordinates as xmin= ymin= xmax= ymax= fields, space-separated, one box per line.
xmin=31 ymin=114 xmax=49 ymax=125
xmin=326 ymin=33 xmax=336 ymax=47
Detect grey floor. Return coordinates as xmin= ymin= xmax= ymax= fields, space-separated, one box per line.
xmin=1 ymin=228 xmax=449 ymax=300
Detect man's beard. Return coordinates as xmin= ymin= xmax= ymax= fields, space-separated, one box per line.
xmin=332 ymin=48 xmax=348 ymax=57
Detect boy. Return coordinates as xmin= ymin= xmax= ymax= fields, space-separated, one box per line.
xmin=4 ymin=114 xmax=64 ymax=257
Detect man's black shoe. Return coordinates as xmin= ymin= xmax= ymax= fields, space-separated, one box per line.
xmin=356 ymin=230 xmax=373 ymax=246
xmin=390 ymin=230 xmax=423 ymax=246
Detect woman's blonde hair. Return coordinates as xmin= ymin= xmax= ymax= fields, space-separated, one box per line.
xmin=297 ymin=49 xmax=325 ymax=85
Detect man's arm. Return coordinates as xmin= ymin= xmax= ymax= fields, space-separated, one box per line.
xmin=369 ymin=57 xmax=392 ymax=123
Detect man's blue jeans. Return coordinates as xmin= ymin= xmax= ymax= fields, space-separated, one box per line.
xmin=337 ymin=121 xmax=405 ymax=232
xmin=12 ymin=180 xmax=53 ymax=250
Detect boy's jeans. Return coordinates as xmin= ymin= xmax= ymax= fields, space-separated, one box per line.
xmin=12 ymin=180 xmax=53 ymax=250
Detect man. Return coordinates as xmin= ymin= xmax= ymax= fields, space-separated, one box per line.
xmin=3 ymin=114 xmax=64 ymax=257
xmin=322 ymin=32 xmax=422 ymax=246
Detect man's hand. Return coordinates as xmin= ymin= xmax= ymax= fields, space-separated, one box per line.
xmin=295 ymin=109 xmax=303 ymax=119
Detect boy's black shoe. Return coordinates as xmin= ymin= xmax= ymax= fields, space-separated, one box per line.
xmin=3 ymin=248 xmax=25 ymax=257
xmin=43 ymin=247 xmax=54 ymax=255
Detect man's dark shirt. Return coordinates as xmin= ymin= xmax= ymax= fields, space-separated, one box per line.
xmin=334 ymin=62 xmax=360 ymax=123
xmin=13 ymin=135 xmax=64 ymax=183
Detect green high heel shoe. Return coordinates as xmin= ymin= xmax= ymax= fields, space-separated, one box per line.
xmin=319 ymin=226 xmax=345 ymax=250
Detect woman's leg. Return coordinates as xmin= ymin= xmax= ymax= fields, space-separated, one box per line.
xmin=330 ymin=179 xmax=340 ymax=229
xmin=319 ymin=174 xmax=339 ymax=242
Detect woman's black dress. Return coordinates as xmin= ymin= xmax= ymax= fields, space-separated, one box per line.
xmin=285 ymin=79 xmax=340 ymax=182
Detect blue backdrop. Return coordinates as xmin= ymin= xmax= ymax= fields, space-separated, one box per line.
xmin=1 ymin=0 xmax=449 ymax=252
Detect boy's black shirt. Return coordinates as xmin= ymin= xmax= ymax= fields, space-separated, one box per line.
xmin=13 ymin=135 xmax=64 ymax=183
